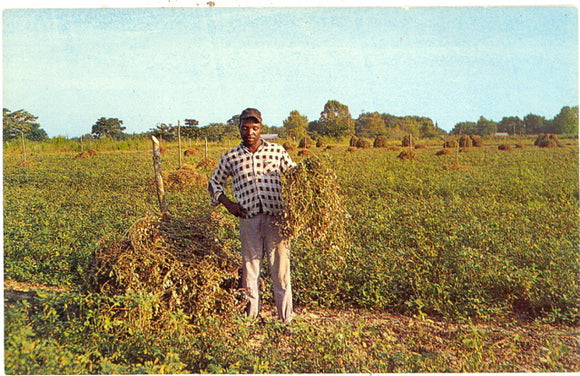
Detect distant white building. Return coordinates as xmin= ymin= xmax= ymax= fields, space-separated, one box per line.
xmin=262 ymin=134 xmax=278 ymax=140
xmin=495 ymin=132 xmax=509 ymax=137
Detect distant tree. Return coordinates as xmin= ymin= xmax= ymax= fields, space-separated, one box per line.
xmin=283 ymin=110 xmax=308 ymax=141
xmin=552 ymin=105 xmax=579 ymax=135
xmin=227 ymin=115 xmax=241 ymax=127
xmin=91 ymin=117 xmax=126 ymax=140
xmin=181 ymin=119 xmax=201 ymax=139
xmin=268 ymin=125 xmax=286 ymax=138
xmin=3 ymin=108 xmax=47 ymax=141
xmin=523 ymin=114 xmax=545 ymax=134
xmin=450 ymin=121 xmax=476 ymax=135
xmin=200 ymin=123 xmax=239 ymax=142
xmin=151 ymin=123 xmax=177 ymax=142
xmin=355 ymin=112 xmax=387 ymax=138
xmin=26 ymin=127 xmax=49 ymax=141
xmin=476 ymin=116 xmax=498 ymax=136
xmin=498 ymin=116 xmax=524 ymax=135
xmin=310 ymin=100 xmax=354 ymax=139
xmin=382 ymin=113 xmax=404 ymax=129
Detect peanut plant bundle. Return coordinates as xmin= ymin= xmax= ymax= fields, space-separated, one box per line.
xmin=87 ymin=212 xmax=246 ymax=319
xmin=162 ymin=163 xmax=208 ymax=187
xmin=281 ymin=156 xmax=348 ymax=246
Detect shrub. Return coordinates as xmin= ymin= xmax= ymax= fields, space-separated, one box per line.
xmin=373 ymin=135 xmax=389 ymax=148
xmin=298 ymin=149 xmax=313 ymax=157
xmin=283 ymin=142 xmax=296 ymax=151
xmin=315 ymin=139 xmax=325 ymax=148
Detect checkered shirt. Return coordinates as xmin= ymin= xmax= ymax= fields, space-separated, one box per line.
xmin=209 ymin=140 xmax=296 ymax=218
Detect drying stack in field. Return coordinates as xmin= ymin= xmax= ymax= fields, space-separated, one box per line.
xmin=281 ymin=156 xmax=348 ymax=245
xmin=196 ymin=158 xmax=217 ymax=169
xmin=162 ymin=163 xmax=207 ymax=188
xmin=373 ymin=135 xmax=389 ymax=148
xmin=535 ymin=134 xmax=563 ymax=148
xmin=74 ymin=149 xmax=97 ymax=159
xmin=397 ymin=148 xmax=417 ymax=160
xmin=87 ymin=212 xmax=245 ymax=318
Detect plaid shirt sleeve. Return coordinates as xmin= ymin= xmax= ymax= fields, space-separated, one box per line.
xmin=208 ymin=154 xmax=231 ymax=206
xmin=280 ymin=147 xmax=297 ymax=172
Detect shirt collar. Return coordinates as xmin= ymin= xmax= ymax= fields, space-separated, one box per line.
xmin=239 ymin=139 xmax=268 ymax=154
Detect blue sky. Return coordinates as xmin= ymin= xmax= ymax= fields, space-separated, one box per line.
xmin=2 ymin=5 xmax=578 ymax=137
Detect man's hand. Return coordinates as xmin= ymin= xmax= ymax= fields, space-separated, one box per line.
xmin=219 ymin=194 xmax=247 ymax=218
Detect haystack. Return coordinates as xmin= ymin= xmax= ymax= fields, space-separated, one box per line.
xmin=498 ymin=144 xmax=512 ymax=151
xmin=402 ymin=134 xmax=414 ymax=147
xmin=373 ymin=135 xmax=389 ymax=148
xmin=162 ymin=164 xmax=207 ymax=188
xmin=281 ymin=156 xmax=348 ymax=246
xmin=75 ymin=149 xmax=97 ymax=159
xmin=196 ymin=158 xmax=217 ymax=169
xmin=355 ymin=137 xmax=373 ymax=149
xmin=349 ymin=136 xmax=359 ymax=147
xmin=298 ymin=136 xmax=314 ymax=148
xmin=471 ymin=135 xmax=484 ymax=147
xmin=535 ymin=134 xmax=562 ymax=148
xmin=18 ymin=160 xmax=36 ymax=167
xmin=435 ymin=148 xmax=453 ymax=156
xmin=87 ymin=211 xmax=245 ymax=318
xmin=184 ymin=147 xmax=201 ymax=156
xmin=458 ymin=134 xmax=472 ymax=148
xmin=397 ymin=149 xmax=417 ymax=160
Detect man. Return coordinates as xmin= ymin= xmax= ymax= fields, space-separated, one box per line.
xmin=208 ymin=108 xmax=296 ymax=323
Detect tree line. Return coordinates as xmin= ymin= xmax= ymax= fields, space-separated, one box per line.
xmin=4 ymin=102 xmax=578 ymax=143
xmin=450 ymin=106 xmax=579 ymax=136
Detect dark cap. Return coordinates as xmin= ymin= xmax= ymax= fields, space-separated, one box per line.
xmin=240 ymin=108 xmax=262 ymax=124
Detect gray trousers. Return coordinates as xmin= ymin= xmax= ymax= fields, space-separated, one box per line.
xmin=239 ymin=213 xmax=293 ymax=322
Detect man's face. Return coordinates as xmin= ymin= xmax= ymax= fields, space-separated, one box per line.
xmin=240 ymin=118 xmax=262 ymax=147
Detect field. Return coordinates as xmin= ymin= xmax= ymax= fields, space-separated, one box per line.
xmin=3 ymin=137 xmax=579 ymax=373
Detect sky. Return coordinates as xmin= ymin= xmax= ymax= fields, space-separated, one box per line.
xmin=2 ymin=2 xmax=578 ymax=137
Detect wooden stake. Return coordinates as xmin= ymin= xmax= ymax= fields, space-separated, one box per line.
xmin=205 ymin=137 xmax=208 ymax=159
xmin=177 ymin=120 xmax=182 ymax=169
xmin=151 ymin=135 xmax=169 ymax=215
xmin=20 ymin=129 xmax=27 ymax=163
